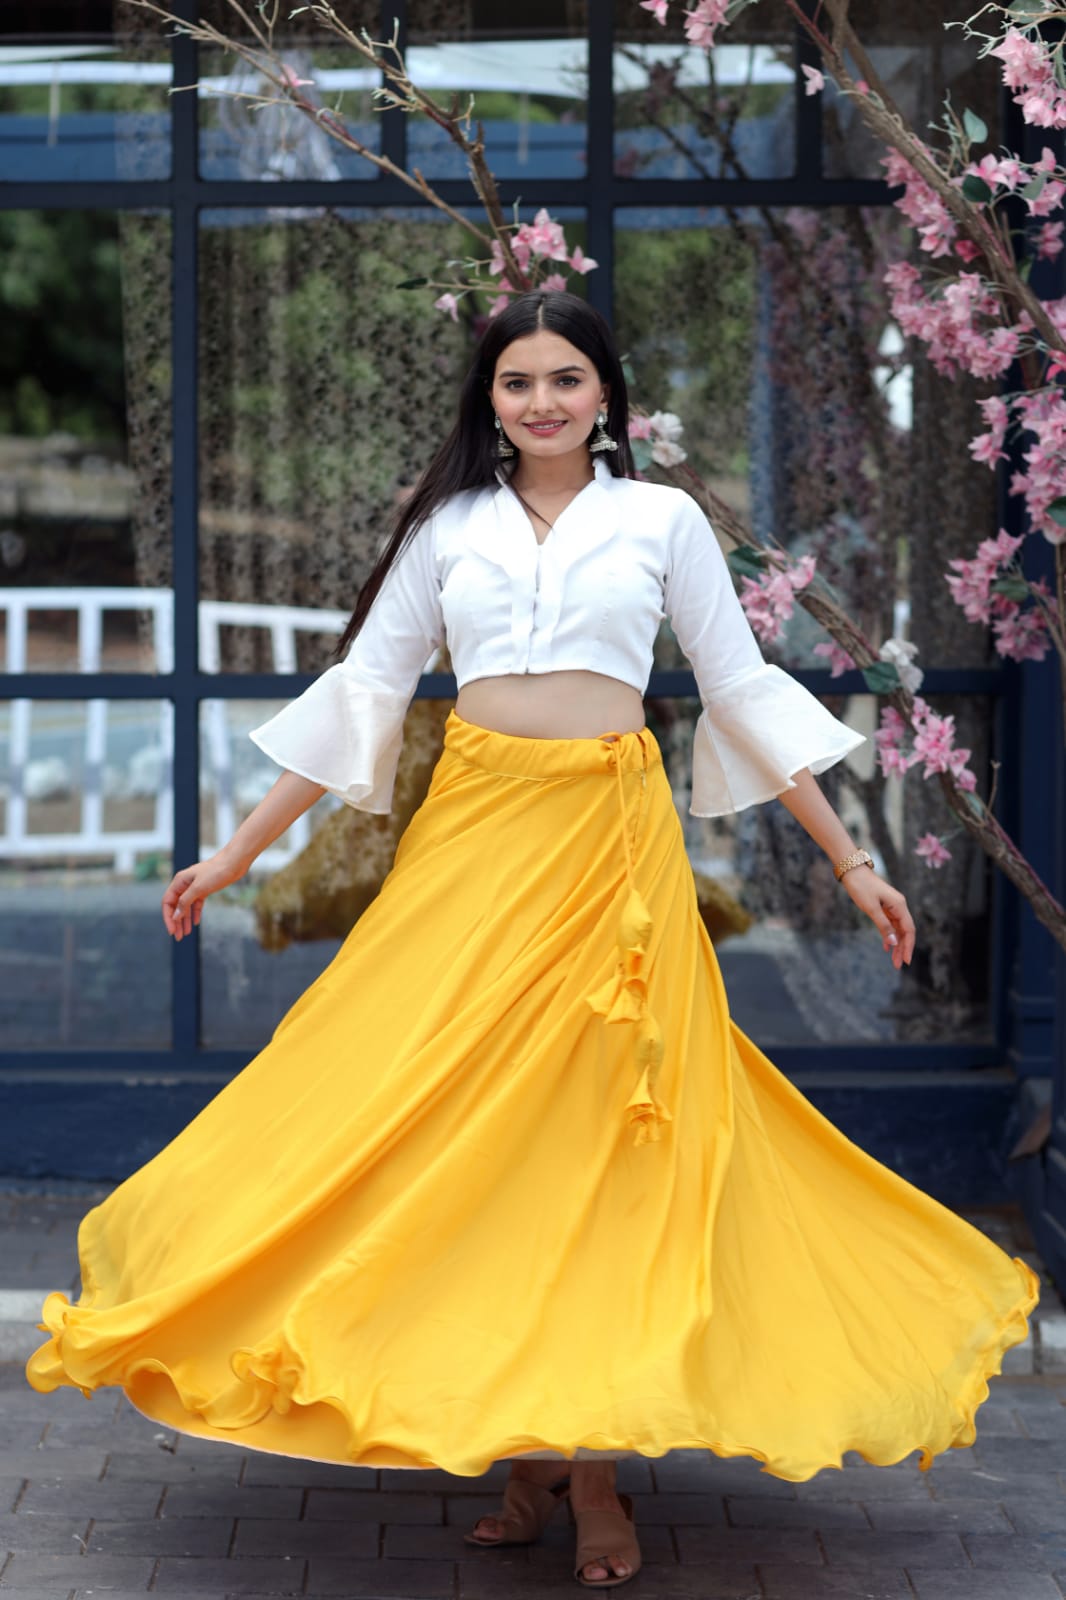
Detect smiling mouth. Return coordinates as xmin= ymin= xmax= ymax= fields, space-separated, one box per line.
xmin=524 ymin=420 xmax=566 ymax=433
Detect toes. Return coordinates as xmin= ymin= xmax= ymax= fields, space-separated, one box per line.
xmin=581 ymin=1555 xmax=630 ymax=1580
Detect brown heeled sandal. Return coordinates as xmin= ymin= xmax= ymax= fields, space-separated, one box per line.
xmin=463 ymin=1471 xmax=571 ymax=1546
xmin=572 ymin=1491 xmax=641 ymax=1588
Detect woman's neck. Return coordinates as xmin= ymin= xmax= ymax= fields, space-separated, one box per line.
xmin=509 ymin=446 xmax=595 ymax=496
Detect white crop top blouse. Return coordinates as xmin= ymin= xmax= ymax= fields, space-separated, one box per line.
xmin=248 ymin=455 xmax=866 ymax=816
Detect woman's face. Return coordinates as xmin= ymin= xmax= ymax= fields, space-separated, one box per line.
xmin=489 ymin=329 xmax=607 ymax=461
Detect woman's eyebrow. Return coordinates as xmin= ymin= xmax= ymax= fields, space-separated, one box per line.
xmin=497 ymin=364 xmax=587 ymax=378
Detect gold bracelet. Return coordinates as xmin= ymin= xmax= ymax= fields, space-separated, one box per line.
xmin=834 ymin=848 xmax=875 ymax=881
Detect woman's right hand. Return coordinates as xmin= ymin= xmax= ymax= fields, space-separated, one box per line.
xmin=162 ymin=848 xmax=248 ymax=941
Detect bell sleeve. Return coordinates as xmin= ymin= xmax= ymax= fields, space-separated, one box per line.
xmin=247 ymin=514 xmax=444 ymax=814
xmin=663 ymin=493 xmax=866 ymax=817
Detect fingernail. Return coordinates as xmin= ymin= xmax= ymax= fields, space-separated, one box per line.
xmin=888 ymin=934 xmax=898 ymax=945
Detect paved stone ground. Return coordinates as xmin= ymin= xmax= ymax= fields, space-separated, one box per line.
xmin=3 ymin=1191 xmax=1066 ymax=1599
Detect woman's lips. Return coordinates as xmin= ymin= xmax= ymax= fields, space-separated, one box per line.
xmin=523 ymin=420 xmax=567 ymax=435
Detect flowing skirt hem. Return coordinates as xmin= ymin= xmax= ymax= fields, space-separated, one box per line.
xmin=26 ymin=1255 xmax=1040 ymax=1483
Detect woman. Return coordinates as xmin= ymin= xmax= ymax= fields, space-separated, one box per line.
xmin=26 ymin=290 xmax=1038 ymax=1592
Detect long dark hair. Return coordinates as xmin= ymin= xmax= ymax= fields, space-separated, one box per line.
xmin=330 ymin=289 xmax=635 ymax=663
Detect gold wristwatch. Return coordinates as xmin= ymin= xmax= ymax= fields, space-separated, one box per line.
xmin=834 ymin=848 xmax=875 ymax=882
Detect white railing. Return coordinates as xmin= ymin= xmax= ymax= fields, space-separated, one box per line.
xmin=2 ymin=587 xmax=173 ymax=873
xmin=198 ymin=598 xmax=353 ymax=872
xmin=0 ymin=587 xmax=437 ymax=875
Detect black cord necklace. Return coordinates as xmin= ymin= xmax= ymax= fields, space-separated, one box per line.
xmin=508 ymin=474 xmax=594 ymax=539
xmin=509 ymin=482 xmax=554 ymax=536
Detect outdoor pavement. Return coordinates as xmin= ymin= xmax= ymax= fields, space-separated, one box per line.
xmin=2 ymin=1190 xmax=1066 ymax=1599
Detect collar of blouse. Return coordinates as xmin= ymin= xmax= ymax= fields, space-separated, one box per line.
xmin=456 ymin=453 xmax=618 ymax=579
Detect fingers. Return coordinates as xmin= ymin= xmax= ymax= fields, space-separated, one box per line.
xmin=162 ymin=870 xmax=201 ymax=942
xmin=881 ymin=894 xmax=916 ymax=969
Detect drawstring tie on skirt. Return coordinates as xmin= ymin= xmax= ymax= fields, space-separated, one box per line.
xmin=585 ymin=731 xmax=673 ymax=1147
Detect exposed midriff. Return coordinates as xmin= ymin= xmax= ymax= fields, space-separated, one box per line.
xmin=454 ymin=669 xmax=646 ymax=739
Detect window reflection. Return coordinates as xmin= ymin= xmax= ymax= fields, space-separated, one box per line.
xmin=0 ymin=697 xmax=172 ymax=1048
xmin=643 ymin=692 xmax=994 ymax=1047
xmin=0 ymin=210 xmax=172 ymax=673
xmin=0 ymin=30 xmax=170 ymax=182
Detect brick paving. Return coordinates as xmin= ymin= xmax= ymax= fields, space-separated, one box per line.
xmin=2 ymin=1192 xmax=1066 ymax=1598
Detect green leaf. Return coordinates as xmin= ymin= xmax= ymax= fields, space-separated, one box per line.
xmin=1023 ymin=173 xmax=1047 ymax=202
xmin=861 ymin=661 xmax=902 ymax=694
xmin=963 ymin=108 xmax=988 ymax=144
xmin=394 ymin=277 xmax=428 ymax=289
xmin=1048 ymin=496 xmax=1066 ymax=525
xmin=961 ymin=174 xmax=993 ymax=204
xmin=726 ymin=543 xmax=770 ymax=579
xmin=990 ymin=575 xmax=1032 ymax=600
xmin=1009 ymin=0 xmax=1045 ymax=13
xmin=630 ymin=437 xmax=654 ymax=473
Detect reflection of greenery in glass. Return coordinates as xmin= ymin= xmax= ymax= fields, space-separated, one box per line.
xmin=615 ymin=224 xmax=755 ymax=485
xmin=0 ymin=211 xmax=127 ymax=440
xmin=436 ymin=91 xmax=567 ymax=124
xmin=0 ymin=79 xmax=163 ymax=118
xmin=614 ymin=69 xmax=789 ymax=133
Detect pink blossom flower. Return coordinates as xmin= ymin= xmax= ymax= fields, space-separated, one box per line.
xmin=1026 ymin=178 xmax=1066 ymax=217
xmin=640 ymin=0 xmax=669 ymax=19
xmin=682 ymin=0 xmax=729 ymax=50
xmin=568 ymin=246 xmax=598 ymax=274
xmin=1036 ymin=220 xmax=1065 ymax=259
xmin=915 ymin=833 xmax=952 ymax=868
xmin=525 ymin=208 xmax=570 ymax=262
xmin=627 ymin=415 xmax=654 ymax=441
xmin=911 ymin=710 xmax=961 ymax=777
xmin=854 ymin=79 xmax=870 ymax=95
xmin=993 ymin=606 xmax=1051 ymax=662
xmin=967 ymin=154 xmax=1024 ymax=191
xmin=433 ymin=292 xmax=459 ymax=321
xmin=812 ymin=640 xmax=856 ymax=676
xmin=486 ymin=293 xmax=511 ymax=320
xmin=787 ymin=553 xmax=817 ymax=590
xmin=801 ymin=65 xmax=825 ymax=96
xmin=954 ymin=239 xmax=982 ymax=263
xmin=540 ymin=272 xmax=569 ymax=292
xmin=990 ymin=29 xmax=1066 ymax=129
xmin=737 ymin=555 xmax=816 ymax=644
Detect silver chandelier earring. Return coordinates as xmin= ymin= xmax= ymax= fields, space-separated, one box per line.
xmin=588 ymin=409 xmax=618 ymax=454
xmin=494 ymin=414 xmax=515 ymax=458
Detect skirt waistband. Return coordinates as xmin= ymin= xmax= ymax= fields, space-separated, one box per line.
xmin=443 ymin=708 xmax=661 ymax=782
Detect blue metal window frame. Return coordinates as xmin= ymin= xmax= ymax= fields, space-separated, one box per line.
xmin=0 ymin=0 xmax=1017 ymax=1079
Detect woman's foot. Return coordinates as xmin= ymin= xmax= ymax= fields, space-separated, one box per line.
xmin=570 ymin=1461 xmax=636 ymax=1584
xmin=468 ymin=1458 xmax=571 ymax=1544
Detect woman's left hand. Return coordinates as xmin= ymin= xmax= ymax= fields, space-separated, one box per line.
xmin=839 ymin=866 xmax=916 ymax=969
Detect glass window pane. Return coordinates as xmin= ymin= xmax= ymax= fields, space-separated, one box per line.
xmin=644 ymin=691 xmax=994 ymax=1047
xmin=614 ymin=7 xmax=795 ymax=179
xmin=0 ymin=6 xmax=170 ymax=182
xmin=0 ymin=697 xmax=172 ymax=1048
xmin=199 ymin=695 xmax=452 ymax=1047
xmin=196 ymin=0 xmax=380 ymax=180
xmin=0 ymin=211 xmax=172 ymax=673
xmin=823 ymin=1 xmax=997 ymax=180
xmin=197 ymin=205 xmax=524 ymax=671
xmin=407 ymin=0 xmax=588 ymax=180
xmin=614 ymin=204 xmax=999 ymax=673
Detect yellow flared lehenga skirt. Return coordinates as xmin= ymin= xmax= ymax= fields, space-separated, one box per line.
xmin=25 ymin=709 xmax=1038 ymax=1481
